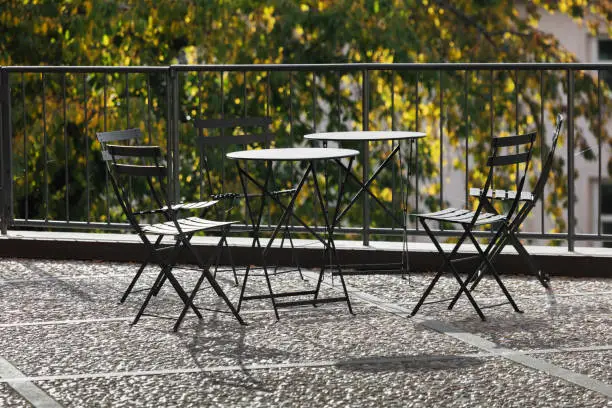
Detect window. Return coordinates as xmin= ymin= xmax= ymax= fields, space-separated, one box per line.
xmin=599 ymin=39 xmax=612 ymax=60
xmin=598 ymin=39 xmax=612 ymax=88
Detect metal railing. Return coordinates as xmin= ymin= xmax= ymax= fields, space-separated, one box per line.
xmin=1 ymin=63 xmax=611 ymax=251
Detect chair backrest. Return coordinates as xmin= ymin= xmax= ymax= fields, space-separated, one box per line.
xmin=194 ymin=116 xmax=274 ymax=197
xmin=477 ymin=131 xmax=537 ymax=220
xmin=531 ymin=113 xmax=564 ymax=203
xmin=96 ymin=128 xmax=168 ymax=227
xmin=194 ymin=116 xmax=273 ymax=147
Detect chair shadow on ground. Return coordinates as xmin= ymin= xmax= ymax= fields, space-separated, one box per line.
xmin=417 ymin=295 xmax=612 ymax=351
xmin=181 ymin=301 xmax=296 ymax=393
xmin=335 ymin=354 xmax=486 ymax=373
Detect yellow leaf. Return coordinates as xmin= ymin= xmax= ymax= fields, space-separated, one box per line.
xmin=380 ymin=187 xmax=392 ymax=202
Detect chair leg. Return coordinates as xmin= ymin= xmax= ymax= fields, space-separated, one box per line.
xmin=449 ymin=225 xmax=526 ymax=313
xmin=448 ymin=224 xmax=508 ymax=310
xmin=507 ymin=232 xmax=550 ymax=288
xmin=317 ymin=237 xmax=353 ymax=314
xmin=183 ymin=235 xmax=246 ymax=326
xmin=412 ymin=219 xmax=486 ymax=321
xmin=121 ymin=261 xmax=148 ymax=304
xmin=151 ymin=274 xmax=167 ymax=296
xmin=467 ymin=230 xmax=523 ymax=313
xmin=164 ymin=268 xmax=204 ymax=320
xmin=261 ymin=263 xmax=280 ymax=320
xmin=448 ymin=266 xmax=482 ymax=311
xmin=132 ymin=238 xmax=203 ymax=327
xmin=132 ymin=266 xmax=203 ymax=326
xmin=121 ymin=235 xmax=164 ymax=303
xmin=410 ymin=269 xmax=445 ymax=317
xmin=223 ymin=235 xmax=239 ymax=286
xmin=285 ymin=224 xmax=304 ymax=280
xmin=210 ymin=234 xmax=237 ymax=285
xmin=447 ymin=266 xmax=486 ymax=320
xmin=173 ymin=270 xmax=208 ymax=332
xmin=174 ymin=235 xmax=226 ymax=330
xmin=132 ymin=270 xmax=165 ymax=326
xmin=236 ymin=263 xmax=251 ymax=314
xmin=212 ymin=241 xmax=222 ymax=279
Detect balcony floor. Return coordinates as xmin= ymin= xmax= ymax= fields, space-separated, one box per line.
xmin=0 ymin=258 xmax=610 ymax=407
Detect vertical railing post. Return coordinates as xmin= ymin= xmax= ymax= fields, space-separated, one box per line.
xmin=165 ymin=68 xmax=173 ymax=203
xmin=166 ymin=66 xmax=180 ymax=204
xmin=362 ymin=69 xmax=370 ymax=246
xmin=0 ymin=68 xmax=13 ymax=234
xmin=567 ymin=69 xmax=575 ymax=251
xmin=172 ymin=67 xmax=181 ymax=204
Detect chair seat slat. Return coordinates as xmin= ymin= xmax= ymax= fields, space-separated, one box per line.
xmin=167 ymin=200 xmax=219 ymax=210
xmin=142 ymin=217 xmax=236 ymax=236
xmin=417 ymin=207 xmax=506 ymax=225
xmin=469 ymin=187 xmax=534 ymax=201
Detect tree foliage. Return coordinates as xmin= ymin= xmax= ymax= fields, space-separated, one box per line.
xmin=1 ymin=0 xmax=611 ymax=238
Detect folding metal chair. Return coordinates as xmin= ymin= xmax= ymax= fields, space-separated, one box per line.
xmin=411 ymin=131 xmax=537 ymax=320
xmin=96 ymin=129 xmax=244 ymax=331
xmin=97 ymin=128 xmax=225 ymax=302
xmin=194 ymin=117 xmax=303 ymax=281
xmin=447 ymin=114 xmax=564 ymax=309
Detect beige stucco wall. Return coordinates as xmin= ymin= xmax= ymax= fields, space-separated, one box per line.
xmin=538 ymin=9 xmax=612 ymax=241
xmin=438 ymin=7 xmax=612 ymax=243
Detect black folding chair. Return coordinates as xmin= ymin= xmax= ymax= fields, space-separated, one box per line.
xmin=447 ymin=114 xmax=564 ymax=309
xmin=194 ymin=117 xmax=303 ymax=281
xmin=97 ymin=128 xmax=226 ymax=302
xmin=411 ymin=131 xmax=537 ymax=320
xmin=96 ymin=129 xmax=244 ymax=331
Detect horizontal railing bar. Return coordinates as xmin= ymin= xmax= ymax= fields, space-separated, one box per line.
xmin=172 ymin=62 xmax=612 ymax=72
xmin=4 ymin=63 xmax=612 ymax=75
xmin=12 ymin=219 xmax=612 ymax=242
xmin=12 ymin=220 xmax=130 ymax=230
xmin=4 ymin=66 xmax=169 ymax=73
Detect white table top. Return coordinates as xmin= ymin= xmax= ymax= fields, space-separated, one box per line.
xmin=304 ymin=131 xmax=426 ymax=142
xmin=226 ymin=147 xmax=359 ymax=161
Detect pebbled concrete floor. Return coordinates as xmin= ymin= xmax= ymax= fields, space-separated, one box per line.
xmin=0 ymin=258 xmax=610 ymax=407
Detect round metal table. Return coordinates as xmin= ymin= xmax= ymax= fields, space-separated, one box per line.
xmin=303 ymin=130 xmax=425 ymax=231
xmin=304 ymin=130 xmax=425 ymax=142
xmin=304 ymin=130 xmax=426 ymax=275
xmin=227 ymin=147 xmax=359 ymax=318
xmin=227 ymin=147 xmax=359 ymax=161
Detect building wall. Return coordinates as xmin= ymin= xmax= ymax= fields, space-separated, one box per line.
xmin=538 ymin=9 xmax=612 ymax=242
xmin=435 ymin=8 xmax=611 ymax=245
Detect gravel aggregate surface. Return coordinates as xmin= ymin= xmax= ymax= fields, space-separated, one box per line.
xmin=36 ymin=359 xmax=610 ymax=408
xmin=535 ymin=350 xmax=612 ymax=384
xmin=0 ymin=258 xmax=609 ymax=407
xmin=0 ymin=383 xmax=31 ymax=407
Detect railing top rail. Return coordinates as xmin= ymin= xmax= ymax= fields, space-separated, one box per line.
xmin=172 ymin=62 xmax=612 ymax=72
xmin=2 ymin=62 xmax=612 ymax=74
xmin=3 ymin=66 xmax=169 ymax=73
